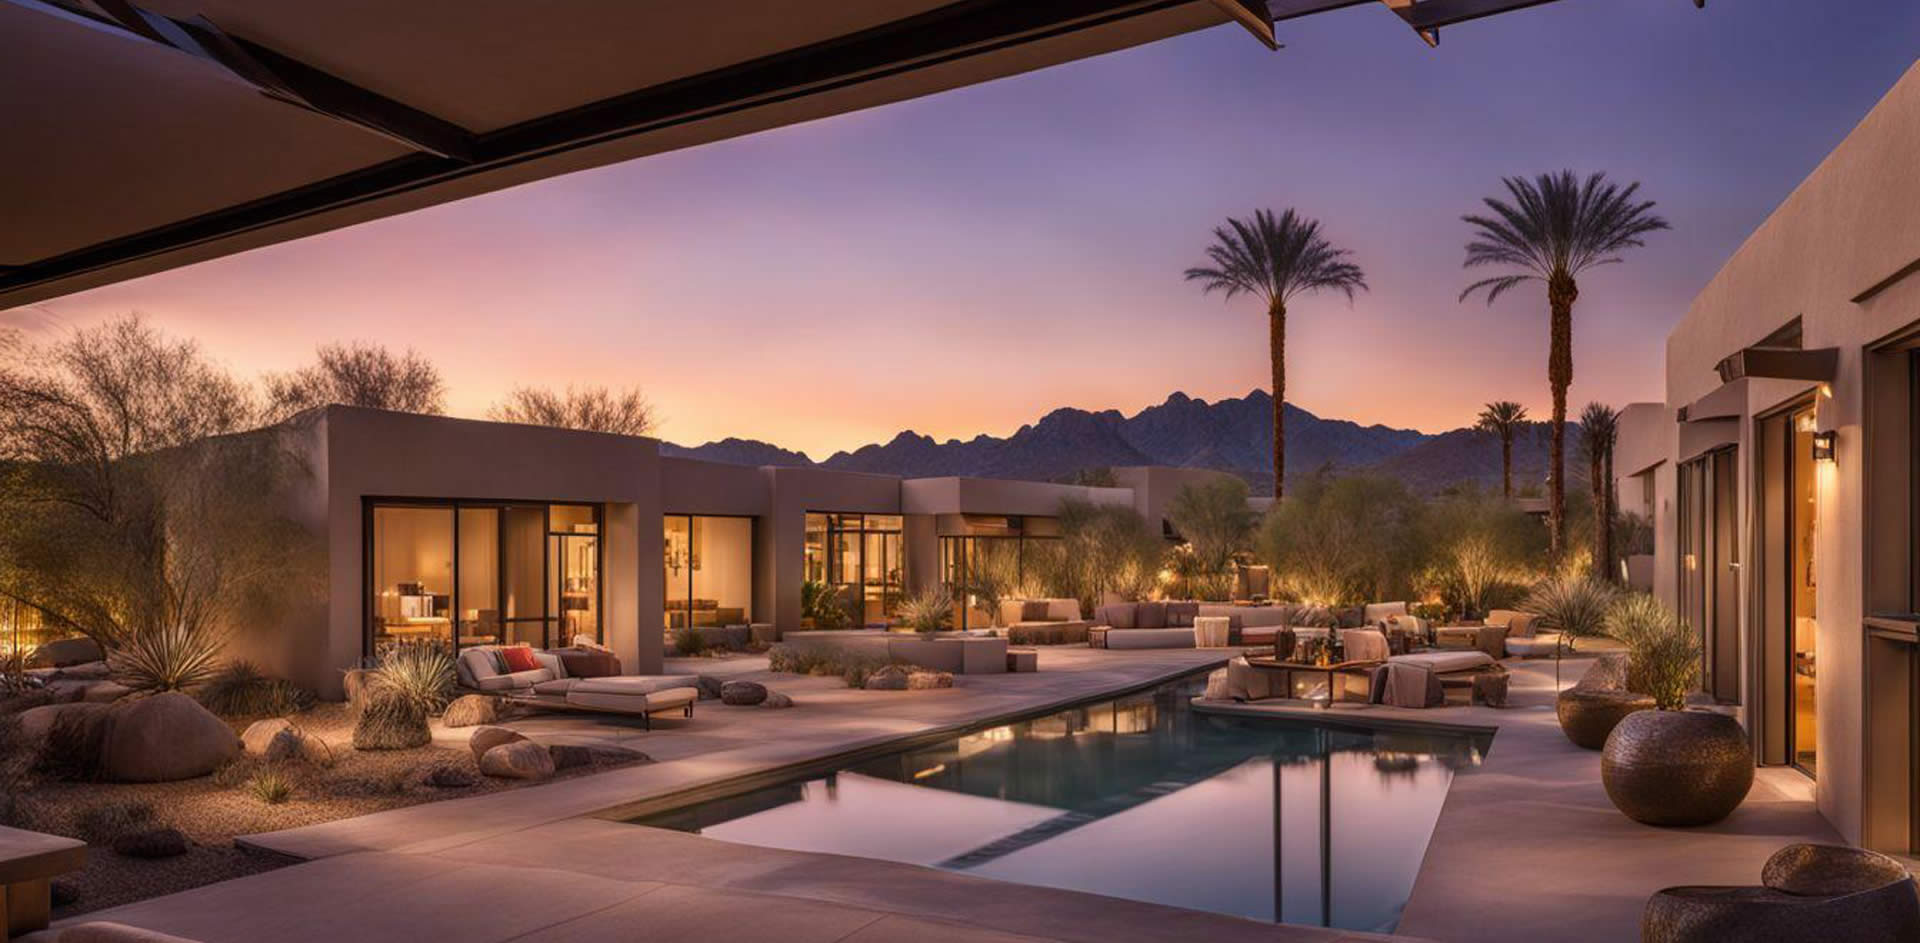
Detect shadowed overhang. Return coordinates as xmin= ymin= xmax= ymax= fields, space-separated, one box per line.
xmin=1 ymin=0 xmax=1591 ymax=309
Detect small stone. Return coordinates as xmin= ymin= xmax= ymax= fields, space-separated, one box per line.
xmin=719 ymin=680 xmax=768 ymax=706
xmin=441 ymin=694 xmax=498 ymax=728
xmin=479 ymin=740 xmax=554 ymax=780
xmin=548 ymin=744 xmax=593 ymax=770
xmin=761 ymin=692 xmax=794 ymax=709
xmin=423 ymin=765 xmax=479 ymax=788
xmin=111 ymin=827 xmax=189 ymax=859
xmin=242 ymin=718 xmax=296 ymax=757
xmin=864 ymin=665 xmax=909 ymax=691
xmin=695 ymin=675 xmax=724 ymax=701
xmin=468 ymin=725 xmax=527 ymax=763
xmin=907 ymin=671 xmax=954 ymax=690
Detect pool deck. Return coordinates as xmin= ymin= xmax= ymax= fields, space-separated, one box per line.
xmin=34 ymin=646 xmax=1428 ymax=943
xmin=1192 ymin=648 xmax=1842 ymax=943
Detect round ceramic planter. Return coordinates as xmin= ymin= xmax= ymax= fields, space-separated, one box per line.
xmin=1601 ymin=709 xmax=1753 ymax=826
xmin=1556 ymin=688 xmax=1656 ymax=749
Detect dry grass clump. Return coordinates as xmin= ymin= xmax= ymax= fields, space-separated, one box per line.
xmin=71 ymin=799 xmax=156 ymax=843
xmin=196 ymin=661 xmax=316 ymax=718
xmin=368 ymin=642 xmax=455 ymax=715
xmin=245 ymin=767 xmax=294 ymax=805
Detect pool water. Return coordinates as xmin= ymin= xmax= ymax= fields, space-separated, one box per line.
xmin=627 ymin=675 xmax=1488 ymax=933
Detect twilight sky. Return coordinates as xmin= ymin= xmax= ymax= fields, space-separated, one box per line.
xmin=10 ymin=0 xmax=1919 ymax=459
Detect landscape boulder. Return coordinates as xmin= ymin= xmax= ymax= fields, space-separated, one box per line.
xmin=695 ymin=675 xmax=724 ymax=701
xmin=719 ymin=680 xmax=768 ymax=706
xmin=352 ymin=693 xmax=429 ymax=751
xmin=100 ymin=692 xmax=238 ymax=783
xmin=423 ymin=765 xmax=479 ymax=788
xmin=29 ymin=637 xmax=103 ymax=668
xmin=52 ymin=661 xmax=112 ymax=681
xmin=761 ymin=692 xmax=794 ymax=709
xmin=111 ymin=827 xmax=190 ymax=859
xmin=479 ymin=740 xmax=555 ymax=780
xmin=907 ymin=671 xmax=954 ymax=690
xmin=81 ymin=682 xmax=133 ymax=704
xmin=240 ymin=718 xmax=334 ymax=767
xmin=441 ymin=694 xmax=498 ymax=728
xmin=467 ymin=725 xmax=528 ymax=763
xmin=864 ymin=665 xmax=910 ymax=691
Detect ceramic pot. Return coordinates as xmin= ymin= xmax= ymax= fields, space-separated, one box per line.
xmin=1602 ymin=709 xmax=1753 ymax=826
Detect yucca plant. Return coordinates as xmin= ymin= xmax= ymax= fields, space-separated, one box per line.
xmin=110 ymin=620 xmax=225 ymax=694
xmin=899 ymin=586 xmax=953 ymax=637
xmin=369 ymin=641 xmax=456 ymax=715
xmin=1523 ymin=574 xmax=1617 ymax=688
xmin=1606 ymin=593 xmax=1700 ymax=710
xmin=196 ymin=660 xmax=316 ymax=717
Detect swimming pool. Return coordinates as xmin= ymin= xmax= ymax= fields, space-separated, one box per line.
xmin=625 ymin=674 xmax=1488 ymax=933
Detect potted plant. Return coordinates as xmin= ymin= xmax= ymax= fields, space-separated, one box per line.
xmin=1522 ymin=574 xmax=1615 ymax=690
xmin=1599 ymin=594 xmax=1753 ymax=826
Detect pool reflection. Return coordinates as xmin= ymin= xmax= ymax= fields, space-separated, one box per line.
xmin=631 ymin=678 xmax=1487 ymax=933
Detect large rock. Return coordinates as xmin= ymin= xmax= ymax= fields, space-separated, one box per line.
xmin=695 ymin=675 xmax=724 ymax=701
xmin=761 ymin=692 xmax=794 ymax=709
xmin=100 ymin=692 xmax=238 ymax=783
xmin=18 ymin=701 xmax=110 ymax=749
xmin=352 ymin=693 xmax=429 ymax=751
xmin=52 ymin=661 xmax=111 ymax=681
xmin=467 ymin=725 xmax=528 ymax=763
xmin=29 ymin=637 xmax=103 ymax=668
xmin=719 ymin=680 xmax=768 ymax=706
xmin=479 ymin=740 xmax=554 ymax=780
xmin=441 ymin=694 xmax=498 ymax=728
xmin=81 ymin=681 xmax=133 ymax=704
xmin=907 ymin=671 xmax=953 ymax=690
xmin=864 ymin=665 xmax=909 ymax=691
xmin=548 ymin=744 xmax=593 ymax=770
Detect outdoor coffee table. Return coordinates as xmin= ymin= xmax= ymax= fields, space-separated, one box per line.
xmin=1242 ymin=656 xmax=1383 ymax=709
xmin=0 ymin=825 xmax=85 ymax=940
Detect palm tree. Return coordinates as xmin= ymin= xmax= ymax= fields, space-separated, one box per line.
xmin=1186 ymin=209 xmax=1367 ymax=498
xmin=1475 ymin=401 xmax=1529 ymax=499
xmin=1459 ymin=171 xmax=1668 ymax=557
xmin=1580 ymin=402 xmax=1621 ymax=583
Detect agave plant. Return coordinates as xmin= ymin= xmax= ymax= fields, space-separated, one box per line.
xmin=1606 ymin=593 xmax=1700 ymax=710
xmin=898 ymin=586 xmax=953 ymax=637
xmin=369 ymin=641 xmax=456 ymax=715
xmin=1523 ymin=574 xmax=1618 ymax=688
xmin=110 ymin=620 xmax=225 ymax=694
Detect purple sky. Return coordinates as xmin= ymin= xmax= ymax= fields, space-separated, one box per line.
xmin=13 ymin=0 xmax=1919 ymax=459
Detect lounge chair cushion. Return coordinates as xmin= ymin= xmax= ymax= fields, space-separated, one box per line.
xmin=473 ymin=668 xmax=554 ymax=692
xmin=566 ymin=685 xmax=697 ymax=715
xmin=567 ymin=675 xmax=700 ymax=696
xmin=1390 ymin=650 xmax=1497 ymax=674
xmin=1340 ymin=629 xmax=1391 ymax=663
xmin=1098 ymin=603 xmax=1137 ymax=629
xmin=1165 ymin=601 xmax=1199 ymax=627
xmin=1135 ymin=601 xmax=1167 ymax=629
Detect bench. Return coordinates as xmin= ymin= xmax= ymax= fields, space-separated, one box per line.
xmin=1 ymin=825 xmax=86 ymax=940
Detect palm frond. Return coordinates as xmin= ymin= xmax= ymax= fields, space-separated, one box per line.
xmin=1458 ymin=170 xmax=1669 ymax=301
xmin=1185 ymin=208 xmax=1368 ymax=309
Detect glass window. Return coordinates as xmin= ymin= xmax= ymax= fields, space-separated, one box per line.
xmin=805 ymin=512 xmax=909 ymax=628
xmin=371 ymin=506 xmax=454 ymax=654
xmin=663 ymin=515 xmax=753 ymax=644
xmin=1789 ymin=407 xmax=1818 ymax=774
xmin=457 ymin=507 xmax=500 ymax=647
xmin=550 ymin=504 xmax=597 ymax=533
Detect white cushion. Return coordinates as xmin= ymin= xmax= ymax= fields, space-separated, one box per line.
xmin=566 ymin=675 xmax=699 ymax=696
xmin=1390 ymin=651 xmax=1496 ymax=674
xmin=458 ymin=650 xmax=497 ymax=686
xmin=1045 ymin=598 xmax=1082 ymax=621
xmin=1364 ymin=602 xmax=1409 ymax=623
xmin=565 ymin=685 xmax=697 ymax=714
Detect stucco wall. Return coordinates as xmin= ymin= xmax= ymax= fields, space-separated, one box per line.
xmin=1654 ymin=58 xmax=1920 ymax=844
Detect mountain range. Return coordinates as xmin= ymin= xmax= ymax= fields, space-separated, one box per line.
xmin=662 ymin=390 xmax=1571 ymax=496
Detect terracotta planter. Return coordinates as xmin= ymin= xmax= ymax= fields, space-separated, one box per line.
xmin=1602 ymin=709 xmax=1753 ymax=826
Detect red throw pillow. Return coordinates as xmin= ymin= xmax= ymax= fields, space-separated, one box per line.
xmin=500 ymin=646 xmax=541 ymax=673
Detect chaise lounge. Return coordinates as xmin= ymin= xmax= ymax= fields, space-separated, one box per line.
xmin=455 ymin=645 xmax=700 ymax=728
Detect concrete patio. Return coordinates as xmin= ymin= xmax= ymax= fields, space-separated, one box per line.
xmin=1193 ymin=650 xmax=1844 ymax=943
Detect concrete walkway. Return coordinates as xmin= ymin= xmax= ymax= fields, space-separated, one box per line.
xmin=34 ymin=647 xmax=1430 ymax=942
xmin=1194 ymin=652 xmax=1841 ymax=943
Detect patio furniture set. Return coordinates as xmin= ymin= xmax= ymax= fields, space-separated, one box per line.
xmin=455 ymin=642 xmax=700 ymax=728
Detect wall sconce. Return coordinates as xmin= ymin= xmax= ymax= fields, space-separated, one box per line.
xmin=1811 ymin=430 xmax=1836 ymax=462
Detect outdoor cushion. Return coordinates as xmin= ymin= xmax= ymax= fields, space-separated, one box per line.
xmin=1021 ymin=600 xmax=1051 ymax=622
xmin=1334 ymin=606 xmax=1365 ymax=628
xmin=1045 ymin=599 xmax=1083 ymax=621
xmin=568 ymin=675 xmax=700 ymax=696
xmin=1098 ymin=603 xmax=1137 ymax=629
xmin=556 ymin=648 xmax=621 ymax=677
xmin=1370 ymin=662 xmax=1445 ymax=708
xmin=1135 ymin=601 xmax=1167 ymax=629
xmin=566 ymin=685 xmax=697 ymax=715
xmin=1391 ymin=650 xmax=1497 ymax=674
xmin=1363 ymin=602 xmax=1409 ymax=623
xmin=457 ymin=650 xmax=496 ymax=687
xmin=1340 ymin=629 xmax=1390 ymax=663
xmin=1165 ymin=601 xmax=1199 ymax=627
xmin=1486 ymin=609 xmax=1538 ymax=637
xmin=1104 ymin=628 xmax=1195 ymax=650
xmin=500 ymin=646 xmax=541 ymax=672
xmin=473 ymin=668 xmax=553 ymax=692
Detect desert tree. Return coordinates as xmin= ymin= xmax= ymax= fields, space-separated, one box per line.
xmin=488 ymin=385 xmax=657 ymax=436
xmin=1186 ymin=208 xmax=1367 ymax=498
xmin=1165 ymin=477 xmax=1258 ymax=600
xmin=1579 ymin=402 xmax=1621 ymax=583
xmin=264 ymin=342 xmax=444 ymax=420
xmin=1460 ymin=171 xmax=1668 ymax=557
xmin=1475 ymin=400 xmax=1529 ymax=499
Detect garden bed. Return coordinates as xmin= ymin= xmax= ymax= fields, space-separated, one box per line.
xmin=4 ymin=702 xmax=646 ymax=918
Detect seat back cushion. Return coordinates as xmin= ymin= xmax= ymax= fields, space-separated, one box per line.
xmin=1020 ymin=600 xmax=1052 ymax=623
xmin=1165 ymin=601 xmax=1199 ymax=627
xmin=1135 ymin=601 xmax=1168 ymax=629
xmin=1047 ymin=598 xmax=1083 ymax=621
xmin=1363 ymin=601 xmax=1409 ymax=623
xmin=458 ymin=650 xmax=496 ymax=687
xmin=1098 ymin=603 xmax=1137 ymax=629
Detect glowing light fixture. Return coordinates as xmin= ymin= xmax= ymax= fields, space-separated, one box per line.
xmin=1811 ymin=430 xmax=1836 ymax=462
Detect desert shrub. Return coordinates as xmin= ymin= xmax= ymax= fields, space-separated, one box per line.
xmin=1165 ymin=478 xmax=1258 ymax=599
xmin=110 ymin=621 xmax=224 ymax=694
xmin=71 ymin=799 xmax=155 ymax=843
xmin=197 ymin=660 xmax=316 ymax=717
xmin=1607 ymin=593 xmax=1700 ymax=710
xmin=801 ymin=580 xmax=852 ymax=631
xmin=1043 ymin=499 xmax=1165 ymax=610
xmin=37 ymin=705 xmax=111 ymax=781
xmin=899 ymin=586 xmax=953 ymax=636
xmin=766 ymin=644 xmax=895 ymax=689
xmin=1260 ymin=472 xmax=1421 ymax=607
xmin=672 ymin=627 xmax=707 ymax=656
xmin=369 ymin=641 xmax=455 ymax=715
xmin=212 ymin=755 xmax=262 ymax=789
xmin=1523 ymin=575 xmax=1617 ymax=656
xmin=246 ymin=766 xmax=294 ymax=804
xmin=352 ymin=691 xmax=430 ymax=750
xmin=1414 ymin=490 xmax=1545 ymax=616
xmin=957 ymin=541 xmax=1019 ymax=628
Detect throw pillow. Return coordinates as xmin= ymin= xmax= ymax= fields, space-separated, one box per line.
xmin=557 ymin=649 xmax=621 ymax=678
xmin=1135 ymin=601 xmax=1167 ymax=629
xmin=500 ymin=645 xmax=541 ymax=673
xmin=1335 ymin=606 xmax=1365 ymax=628
xmin=1165 ymin=602 xmax=1199 ymax=627
xmin=1020 ymin=600 xmax=1052 ymax=623
xmin=1100 ymin=603 xmax=1137 ymax=629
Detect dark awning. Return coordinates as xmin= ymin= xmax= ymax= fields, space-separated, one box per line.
xmin=1714 ymin=346 xmax=1840 ymax=384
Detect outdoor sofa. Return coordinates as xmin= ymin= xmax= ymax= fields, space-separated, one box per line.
xmin=455 ymin=644 xmax=700 ymax=727
xmin=996 ymin=599 xmax=1092 ymax=645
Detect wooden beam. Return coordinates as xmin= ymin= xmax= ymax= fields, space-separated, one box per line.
xmin=1209 ymin=0 xmax=1279 ymax=48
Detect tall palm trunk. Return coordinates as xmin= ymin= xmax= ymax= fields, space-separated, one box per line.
xmin=1602 ymin=449 xmax=1615 ymax=576
xmin=1270 ymin=297 xmax=1287 ymax=499
xmin=1590 ymin=448 xmax=1606 ymax=581
xmin=1546 ymin=273 xmax=1578 ymax=558
xmin=1500 ymin=431 xmax=1514 ymax=499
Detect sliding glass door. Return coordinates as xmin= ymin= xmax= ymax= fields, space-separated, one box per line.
xmin=662 ymin=514 xmax=754 ymax=643
xmin=803 ymin=513 xmax=905 ymax=628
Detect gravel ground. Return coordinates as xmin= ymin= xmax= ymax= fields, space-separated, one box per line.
xmin=9 ymin=702 xmax=646 ymax=918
